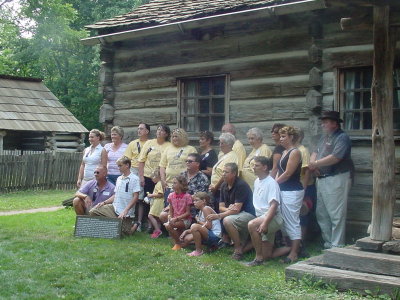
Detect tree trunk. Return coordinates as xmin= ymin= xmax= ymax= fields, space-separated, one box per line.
xmin=370 ymin=5 xmax=396 ymax=241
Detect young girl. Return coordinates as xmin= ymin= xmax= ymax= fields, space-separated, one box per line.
xmin=164 ymin=175 xmax=193 ymax=250
xmin=180 ymin=192 xmax=222 ymax=257
xmin=147 ymin=168 xmax=165 ymax=238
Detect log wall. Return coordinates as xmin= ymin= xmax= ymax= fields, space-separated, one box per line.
xmin=100 ymin=7 xmax=400 ymax=242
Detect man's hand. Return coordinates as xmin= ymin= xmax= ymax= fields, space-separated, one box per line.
xmin=207 ymin=214 xmax=220 ymax=221
xmin=209 ymin=184 xmax=216 ymax=193
xmin=257 ymin=221 xmax=268 ymax=234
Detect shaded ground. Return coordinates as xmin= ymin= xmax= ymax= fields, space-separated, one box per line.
xmin=0 ymin=206 xmax=63 ymax=216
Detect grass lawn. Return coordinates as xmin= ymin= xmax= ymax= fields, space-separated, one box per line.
xmin=0 ymin=189 xmax=74 ymax=212
xmin=0 ymin=207 xmax=374 ymax=300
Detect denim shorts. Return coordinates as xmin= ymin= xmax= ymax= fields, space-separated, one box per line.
xmin=203 ymin=230 xmax=221 ymax=247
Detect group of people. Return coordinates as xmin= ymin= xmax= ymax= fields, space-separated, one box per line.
xmin=72 ymin=110 xmax=352 ymax=266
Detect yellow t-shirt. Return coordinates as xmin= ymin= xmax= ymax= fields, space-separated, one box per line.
xmin=241 ymin=144 xmax=272 ymax=190
xmin=124 ymin=139 xmax=148 ymax=169
xmin=159 ymin=144 xmax=197 ymax=187
xmin=138 ymin=139 xmax=171 ymax=178
xmin=218 ymin=139 xmax=246 ymax=170
xmin=298 ymin=144 xmax=314 ymax=186
xmin=211 ymin=150 xmax=239 ymax=186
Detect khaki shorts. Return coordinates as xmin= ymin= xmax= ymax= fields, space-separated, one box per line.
xmin=89 ymin=204 xmax=133 ymax=235
xmin=224 ymin=211 xmax=255 ymax=243
xmin=260 ymin=213 xmax=283 ymax=242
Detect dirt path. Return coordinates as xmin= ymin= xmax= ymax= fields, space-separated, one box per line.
xmin=0 ymin=206 xmax=64 ymax=216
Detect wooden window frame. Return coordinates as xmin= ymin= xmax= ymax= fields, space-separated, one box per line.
xmin=336 ymin=66 xmax=400 ymax=137
xmin=177 ymin=74 xmax=230 ymax=138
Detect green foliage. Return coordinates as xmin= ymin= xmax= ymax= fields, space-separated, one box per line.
xmin=0 ymin=0 xmax=146 ymax=131
xmin=0 ymin=208 xmax=366 ymax=300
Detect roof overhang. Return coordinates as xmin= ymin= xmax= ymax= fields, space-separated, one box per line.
xmin=81 ymin=0 xmax=327 ymax=46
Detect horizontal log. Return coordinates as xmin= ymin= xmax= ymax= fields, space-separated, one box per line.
xmin=322 ymin=45 xmax=374 ymax=70
xmin=114 ymin=108 xmax=177 ymax=127
xmin=113 ymin=50 xmax=309 ymax=91
xmin=230 ymin=97 xmax=308 ymax=123
xmin=114 ymin=88 xmax=177 ymax=110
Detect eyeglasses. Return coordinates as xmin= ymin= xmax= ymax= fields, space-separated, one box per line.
xmin=185 ymin=160 xmax=195 ymax=164
xmin=94 ymin=171 xmax=100 ymax=174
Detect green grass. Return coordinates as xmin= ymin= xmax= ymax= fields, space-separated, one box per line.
xmin=0 ymin=189 xmax=74 ymax=212
xmin=0 ymin=207 xmax=372 ymax=300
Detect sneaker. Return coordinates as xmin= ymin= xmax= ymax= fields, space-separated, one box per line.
xmin=136 ymin=222 xmax=142 ymax=232
xmin=171 ymin=244 xmax=182 ymax=251
xmin=217 ymin=240 xmax=231 ymax=249
xmin=243 ymin=259 xmax=264 ymax=267
xmin=187 ymin=250 xmax=204 ymax=257
xmin=151 ymin=230 xmax=162 ymax=239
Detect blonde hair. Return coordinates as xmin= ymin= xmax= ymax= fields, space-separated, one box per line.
xmin=116 ymin=156 xmax=131 ymax=168
xmin=279 ymin=126 xmax=300 ymax=144
xmin=193 ymin=192 xmax=211 ymax=206
xmin=111 ymin=126 xmax=124 ymax=138
xmin=90 ymin=129 xmax=105 ymax=141
xmin=172 ymin=128 xmax=189 ymax=147
xmin=151 ymin=167 xmax=161 ymax=179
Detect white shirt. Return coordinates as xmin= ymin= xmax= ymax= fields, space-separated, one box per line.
xmin=82 ymin=144 xmax=103 ymax=181
xmin=113 ymin=172 xmax=141 ymax=217
xmin=253 ymin=175 xmax=281 ymax=217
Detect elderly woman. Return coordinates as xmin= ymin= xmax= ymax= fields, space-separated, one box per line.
xmin=209 ymin=133 xmax=239 ymax=211
xmin=241 ymin=127 xmax=272 ymax=190
xmin=199 ymin=131 xmax=218 ymax=178
xmin=101 ymin=126 xmax=128 ymax=185
xmin=76 ymin=129 xmax=106 ymax=188
xmin=159 ymin=128 xmax=197 ymax=200
xmin=276 ymin=126 xmax=304 ymax=264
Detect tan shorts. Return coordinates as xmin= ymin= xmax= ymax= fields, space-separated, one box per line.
xmin=89 ymin=204 xmax=133 ymax=235
xmin=260 ymin=213 xmax=283 ymax=242
xmin=224 ymin=211 xmax=255 ymax=243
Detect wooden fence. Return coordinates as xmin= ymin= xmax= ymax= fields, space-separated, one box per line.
xmin=0 ymin=150 xmax=82 ymax=192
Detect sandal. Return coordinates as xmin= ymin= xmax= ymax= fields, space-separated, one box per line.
xmin=281 ymin=257 xmax=296 ymax=264
xmin=231 ymin=252 xmax=243 ymax=261
xmin=187 ymin=250 xmax=204 ymax=257
xmin=171 ymin=244 xmax=182 ymax=251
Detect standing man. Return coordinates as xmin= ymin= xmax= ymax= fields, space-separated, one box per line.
xmin=90 ymin=156 xmax=141 ymax=236
xmin=207 ymin=163 xmax=255 ymax=260
xmin=221 ymin=123 xmax=246 ymax=170
xmin=124 ymin=123 xmax=150 ymax=231
xmin=309 ymin=111 xmax=352 ymax=249
xmin=72 ymin=165 xmax=115 ymax=215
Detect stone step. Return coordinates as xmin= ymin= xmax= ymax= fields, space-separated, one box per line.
xmin=323 ymin=246 xmax=400 ymax=277
xmin=285 ymin=261 xmax=400 ymax=296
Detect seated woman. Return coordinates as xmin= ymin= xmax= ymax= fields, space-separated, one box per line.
xmin=198 ymin=131 xmax=218 ymax=178
xmin=180 ymin=192 xmax=222 ymax=256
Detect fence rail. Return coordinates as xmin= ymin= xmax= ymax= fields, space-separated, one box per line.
xmin=0 ymin=151 xmax=82 ymax=192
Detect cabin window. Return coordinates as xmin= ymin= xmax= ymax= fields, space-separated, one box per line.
xmin=338 ymin=67 xmax=400 ymax=134
xmin=179 ymin=76 xmax=228 ymax=133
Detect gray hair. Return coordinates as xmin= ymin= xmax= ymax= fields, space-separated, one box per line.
xmin=247 ymin=127 xmax=263 ymax=142
xmin=219 ymin=132 xmax=235 ymax=147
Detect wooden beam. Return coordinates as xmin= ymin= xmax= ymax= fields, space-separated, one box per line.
xmin=326 ymin=0 xmax=400 ymax=7
xmin=370 ymin=5 xmax=396 ymax=241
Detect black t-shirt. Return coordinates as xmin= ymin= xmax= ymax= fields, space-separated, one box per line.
xmin=220 ymin=177 xmax=255 ymax=216
xmin=272 ymin=145 xmax=285 ymax=156
xmin=200 ymin=149 xmax=218 ymax=172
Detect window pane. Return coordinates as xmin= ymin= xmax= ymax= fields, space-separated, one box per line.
xmin=185 ymin=81 xmax=196 ymax=97
xmin=185 ymin=99 xmax=195 ymax=114
xmin=212 ymin=98 xmax=224 ymax=113
xmin=344 ymin=112 xmax=360 ymax=130
xmin=362 ymin=69 xmax=373 ymax=88
xmin=199 ymin=99 xmax=209 ymax=114
xmin=362 ymin=112 xmax=372 ymax=129
xmin=212 ymin=116 xmax=225 ymax=131
xmin=363 ymin=92 xmax=371 ymax=109
xmin=345 ymin=92 xmax=361 ymax=109
xmin=212 ymin=78 xmax=225 ymax=95
xmin=394 ymin=89 xmax=400 ymax=108
xmin=184 ymin=117 xmax=195 ymax=132
xmin=394 ymin=110 xmax=400 ymax=130
xmin=394 ymin=69 xmax=400 ymax=88
xmin=199 ymin=117 xmax=209 ymax=131
xmin=345 ymin=71 xmax=361 ymax=89
xmin=199 ymin=79 xmax=209 ymax=96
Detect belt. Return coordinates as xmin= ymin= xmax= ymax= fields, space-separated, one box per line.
xmin=317 ymin=170 xmax=349 ymax=179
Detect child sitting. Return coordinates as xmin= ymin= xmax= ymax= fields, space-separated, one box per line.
xmin=163 ymin=175 xmax=193 ymax=250
xmin=147 ymin=168 xmax=165 ymax=238
xmin=180 ymin=192 xmax=222 ymax=256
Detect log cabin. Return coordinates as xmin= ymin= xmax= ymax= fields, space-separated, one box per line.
xmin=0 ymin=75 xmax=87 ymax=152
xmin=82 ymin=0 xmax=400 ymax=242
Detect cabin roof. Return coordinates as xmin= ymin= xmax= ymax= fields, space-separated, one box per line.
xmin=86 ymin=0 xmax=302 ymax=31
xmin=0 ymin=75 xmax=88 ymax=133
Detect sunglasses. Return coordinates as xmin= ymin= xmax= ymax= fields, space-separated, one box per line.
xmin=185 ymin=160 xmax=195 ymax=163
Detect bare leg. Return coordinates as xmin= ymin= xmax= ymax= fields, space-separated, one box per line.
xmin=272 ymin=246 xmax=291 ymax=258
xmin=159 ymin=211 xmax=169 ymax=224
xmin=261 ymin=241 xmax=274 ymax=260
xmin=73 ymin=197 xmax=85 ymax=215
xmin=287 ymin=239 xmax=301 ymax=262
xmin=165 ymin=221 xmax=186 ymax=245
xmin=148 ymin=214 xmax=160 ymax=231
xmin=248 ymin=218 xmax=263 ymax=261
xmin=137 ymin=201 xmax=144 ymax=224
xmin=190 ymin=224 xmax=209 ymax=252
